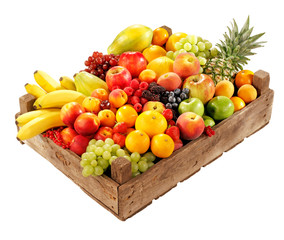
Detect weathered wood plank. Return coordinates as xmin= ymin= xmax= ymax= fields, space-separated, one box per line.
xmin=24 ymin=134 xmax=119 ymax=214
xmin=117 ymin=89 xmax=274 ymax=220
xmin=111 ymin=157 xmax=132 ymax=184
xmin=19 ymin=94 xmax=36 ymax=114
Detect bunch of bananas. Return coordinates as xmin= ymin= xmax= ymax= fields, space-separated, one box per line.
xmin=17 ymin=70 xmax=86 ymax=141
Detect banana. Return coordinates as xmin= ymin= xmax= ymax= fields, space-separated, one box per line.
xmin=59 ymin=76 xmax=76 ymax=90
xmin=17 ymin=111 xmax=65 ymax=141
xmin=25 ymin=83 xmax=47 ymax=98
xmin=34 ymin=70 xmax=64 ymax=92
xmin=16 ymin=108 xmax=60 ymax=127
xmin=33 ymin=89 xmax=86 ymax=109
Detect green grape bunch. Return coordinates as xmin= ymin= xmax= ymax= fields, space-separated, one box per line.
xmin=166 ymin=35 xmax=219 ymax=73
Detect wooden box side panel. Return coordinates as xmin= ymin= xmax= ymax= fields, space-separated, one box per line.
xmin=25 ymin=135 xmax=119 ymax=214
xmin=118 ymin=89 xmax=274 ymax=220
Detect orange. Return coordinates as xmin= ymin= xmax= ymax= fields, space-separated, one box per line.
xmin=147 ymin=56 xmax=174 ymax=78
xmin=237 ymin=84 xmax=257 ymax=103
xmin=125 ymin=130 xmax=150 ymax=154
xmin=135 ymin=110 xmax=167 ymax=138
xmin=116 ymin=105 xmax=138 ymax=128
xmin=230 ymin=96 xmax=246 ymax=112
xmin=139 ymin=69 xmax=157 ymax=83
xmin=151 ymin=134 xmax=174 ymax=158
xmin=215 ymin=80 xmax=235 ymax=98
xmin=98 ymin=109 xmax=116 ymax=127
xmin=152 ymin=27 xmax=169 ymax=46
xmin=142 ymin=45 xmax=167 ymax=63
xmin=235 ymin=70 xmax=254 ymax=89
xmin=165 ymin=32 xmax=187 ymax=52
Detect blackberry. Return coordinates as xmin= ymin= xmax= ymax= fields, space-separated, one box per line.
xmin=150 ymin=85 xmax=166 ymax=95
xmin=142 ymin=90 xmax=153 ymax=101
xmin=151 ymin=94 xmax=160 ymax=101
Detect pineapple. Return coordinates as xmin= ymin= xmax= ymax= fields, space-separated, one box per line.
xmin=204 ymin=16 xmax=266 ymax=85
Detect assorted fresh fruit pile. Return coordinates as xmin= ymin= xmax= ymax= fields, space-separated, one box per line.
xmin=16 ymin=17 xmax=265 ymax=178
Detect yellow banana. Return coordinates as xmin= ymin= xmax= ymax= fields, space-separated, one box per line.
xmin=59 ymin=76 xmax=76 ymax=90
xmin=24 ymin=83 xmax=47 ymax=98
xmin=34 ymin=70 xmax=64 ymax=92
xmin=33 ymin=90 xmax=86 ymax=109
xmin=16 ymin=108 xmax=60 ymax=127
xmin=17 ymin=111 xmax=65 ymax=141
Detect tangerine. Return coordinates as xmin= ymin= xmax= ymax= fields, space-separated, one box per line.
xmin=125 ymin=130 xmax=150 ymax=154
xmin=235 ymin=70 xmax=254 ymax=88
xmin=230 ymin=96 xmax=246 ymax=112
xmin=143 ymin=45 xmax=167 ymax=63
xmin=135 ymin=110 xmax=167 ymax=138
xmin=237 ymin=84 xmax=257 ymax=103
xmin=152 ymin=27 xmax=169 ymax=46
xmin=139 ymin=69 xmax=157 ymax=83
xmin=116 ymin=105 xmax=138 ymax=128
xmin=151 ymin=134 xmax=174 ymax=158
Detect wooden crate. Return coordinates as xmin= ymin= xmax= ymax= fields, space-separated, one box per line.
xmin=16 ymin=70 xmax=274 ymax=221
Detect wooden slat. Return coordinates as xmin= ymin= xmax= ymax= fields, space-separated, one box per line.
xmin=111 ymin=157 xmax=132 ymax=184
xmin=117 ymin=88 xmax=274 ymax=220
xmin=19 ymin=94 xmax=36 ymax=114
xmin=25 ymin=135 xmax=120 ymax=214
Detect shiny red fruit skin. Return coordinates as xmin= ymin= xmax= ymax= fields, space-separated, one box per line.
xmin=119 ymin=51 xmax=147 ymax=78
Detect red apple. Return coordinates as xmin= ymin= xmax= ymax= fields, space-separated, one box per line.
xmin=74 ymin=112 xmax=100 ymax=136
xmin=183 ymin=74 xmax=215 ymax=104
xmin=176 ymin=112 xmax=205 ymax=140
xmin=142 ymin=101 xmax=165 ymax=114
xmin=94 ymin=127 xmax=113 ymax=141
xmin=118 ymin=51 xmax=147 ymax=78
xmin=70 ymin=135 xmax=89 ymax=156
xmin=113 ymin=132 xmax=126 ymax=148
xmin=105 ymin=66 xmax=132 ymax=91
xmin=60 ymin=102 xmax=85 ymax=128
xmin=61 ymin=127 xmax=78 ymax=145
xmin=157 ymin=72 xmax=182 ymax=91
xmin=173 ymin=52 xmax=200 ymax=78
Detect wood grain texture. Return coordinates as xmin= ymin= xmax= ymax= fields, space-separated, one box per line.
xmin=19 ymin=94 xmax=36 ymax=114
xmin=111 ymin=157 xmax=132 ymax=184
xmin=253 ymin=70 xmax=270 ymax=96
xmin=117 ymin=88 xmax=274 ymax=220
xmin=24 ymin=135 xmax=120 ymax=214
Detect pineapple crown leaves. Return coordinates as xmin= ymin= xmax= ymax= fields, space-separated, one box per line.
xmin=216 ymin=16 xmax=266 ymax=70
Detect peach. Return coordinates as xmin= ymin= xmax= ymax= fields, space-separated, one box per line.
xmin=70 ymin=135 xmax=90 ymax=156
xmin=82 ymin=97 xmax=101 ymax=114
xmin=61 ymin=127 xmax=78 ymax=145
xmin=176 ymin=112 xmax=205 ymax=140
xmin=74 ymin=112 xmax=100 ymax=136
xmin=60 ymin=102 xmax=85 ymax=128
xmin=173 ymin=52 xmax=200 ymax=78
xmin=157 ymin=72 xmax=182 ymax=91
xmin=139 ymin=69 xmax=157 ymax=83
xmin=142 ymin=101 xmax=165 ymax=114
xmin=91 ymin=88 xmax=109 ymax=101
xmin=98 ymin=109 xmax=116 ymax=128
xmin=94 ymin=126 xmax=113 ymax=141
xmin=109 ymin=89 xmax=128 ymax=108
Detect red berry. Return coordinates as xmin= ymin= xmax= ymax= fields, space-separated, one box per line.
xmin=204 ymin=126 xmax=215 ymax=137
xmin=162 ymin=109 xmax=173 ymax=121
xmin=85 ymin=60 xmax=91 ymax=66
xmin=113 ymin=122 xmax=128 ymax=134
xmin=130 ymin=79 xmax=140 ymax=90
xmin=134 ymin=103 xmax=142 ymax=112
xmin=167 ymin=120 xmax=176 ymax=127
xmin=139 ymin=82 xmax=149 ymax=90
xmin=124 ymin=87 xmax=134 ymax=96
xmin=109 ymin=58 xmax=117 ymax=66
xmin=112 ymin=85 xmax=120 ymax=90
xmin=127 ymin=96 xmax=133 ymax=104
xmin=113 ymin=133 xmax=126 ymax=148
xmin=131 ymin=96 xmax=140 ymax=105
xmin=134 ymin=89 xmax=142 ymax=97
xmin=140 ymin=97 xmax=148 ymax=105
xmin=165 ymin=126 xmax=180 ymax=142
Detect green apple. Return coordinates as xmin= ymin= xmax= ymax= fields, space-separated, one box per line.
xmin=206 ymin=96 xmax=234 ymax=121
xmin=178 ymin=97 xmax=204 ymax=116
xmin=202 ymin=115 xmax=215 ymax=127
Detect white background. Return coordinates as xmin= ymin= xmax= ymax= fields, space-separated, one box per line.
xmin=1 ymin=0 xmax=283 ymax=239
